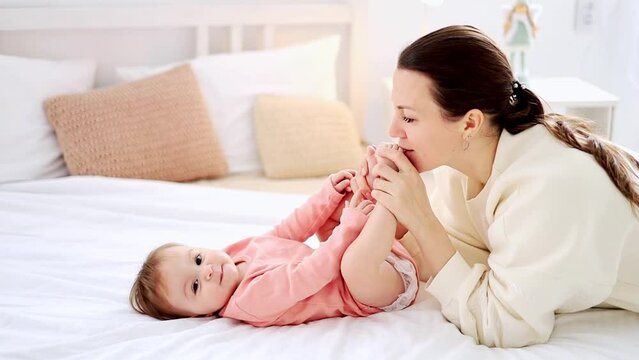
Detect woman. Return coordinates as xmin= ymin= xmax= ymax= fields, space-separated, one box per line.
xmin=356 ymin=25 xmax=639 ymax=347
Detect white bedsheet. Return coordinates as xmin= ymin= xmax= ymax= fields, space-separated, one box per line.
xmin=1 ymin=176 xmax=638 ymax=359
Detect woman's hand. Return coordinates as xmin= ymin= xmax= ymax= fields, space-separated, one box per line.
xmin=372 ymin=145 xmax=456 ymax=277
xmin=350 ymin=144 xmax=400 ymax=201
xmin=370 ymin=145 xmax=433 ymax=233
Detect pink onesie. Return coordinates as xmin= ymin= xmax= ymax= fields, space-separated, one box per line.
xmin=218 ymin=179 xmax=418 ymax=326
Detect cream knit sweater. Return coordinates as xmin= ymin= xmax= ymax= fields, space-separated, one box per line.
xmin=423 ymin=124 xmax=639 ymax=347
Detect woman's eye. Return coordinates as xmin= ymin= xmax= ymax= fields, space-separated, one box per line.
xmin=192 ymin=279 xmax=199 ymax=294
xmin=402 ymin=116 xmax=415 ymax=123
xmin=195 ymin=254 xmax=202 ymax=266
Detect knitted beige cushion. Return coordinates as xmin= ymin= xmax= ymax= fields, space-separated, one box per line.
xmin=44 ymin=65 xmax=228 ymax=181
xmin=254 ymin=95 xmax=363 ymax=179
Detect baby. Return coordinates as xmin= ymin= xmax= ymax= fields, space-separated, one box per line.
xmin=130 ymin=144 xmax=418 ymax=325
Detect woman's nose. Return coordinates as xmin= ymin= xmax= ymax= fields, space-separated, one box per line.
xmin=388 ymin=115 xmax=405 ymax=138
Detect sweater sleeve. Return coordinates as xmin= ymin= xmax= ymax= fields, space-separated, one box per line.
xmin=426 ymin=174 xmax=630 ymax=347
xmin=265 ymin=179 xmax=345 ymax=241
xmin=235 ymin=208 xmax=368 ymax=319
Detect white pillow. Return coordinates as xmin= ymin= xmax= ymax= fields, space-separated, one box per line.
xmin=116 ymin=35 xmax=340 ymax=173
xmin=0 ymin=55 xmax=96 ymax=183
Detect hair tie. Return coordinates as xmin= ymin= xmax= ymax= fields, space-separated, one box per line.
xmin=508 ymin=80 xmax=525 ymax=106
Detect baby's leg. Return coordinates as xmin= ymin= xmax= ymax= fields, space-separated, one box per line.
xmin=340 ymin=205 xmax=405 ymax=308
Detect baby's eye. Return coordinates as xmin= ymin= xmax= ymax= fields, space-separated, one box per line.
xmin=195 ymin=253 xmax=202 ymax=266
xmin=192 ymin=279 xmax=199 ymax=294
xmin=402 ymin=116 xmax=415 ymax=123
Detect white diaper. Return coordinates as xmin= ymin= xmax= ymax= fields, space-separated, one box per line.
xmin=378 ymin=252 xmax=418 ymax=312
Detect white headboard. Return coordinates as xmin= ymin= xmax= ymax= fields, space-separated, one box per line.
xmin=0 ymin=2 xmax=368 ymax=136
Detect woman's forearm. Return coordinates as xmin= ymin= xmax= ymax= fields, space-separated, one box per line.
xmin=411 ymin=215 xmax=456 ymax=277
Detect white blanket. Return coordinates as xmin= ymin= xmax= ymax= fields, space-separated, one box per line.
xmin=1 ymin=176 xmax=638 ymax=359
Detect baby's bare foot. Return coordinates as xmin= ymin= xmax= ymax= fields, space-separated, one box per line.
xmin=375 ymin=143 xmax=400 ymax=172
xmin=377 ymin=143 xmax=400 ymax=151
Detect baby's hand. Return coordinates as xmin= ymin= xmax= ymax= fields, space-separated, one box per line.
xmin=345 ymin=189 xmax=375 ymax=216
xmin=330 ymin=169 xmax=356 ymax=194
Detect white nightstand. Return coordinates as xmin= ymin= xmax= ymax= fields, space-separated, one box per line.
xmin=383 ymin=76 xmax=618 ymax=139
xmin=528 ymin=77 xmax=618 ymax=139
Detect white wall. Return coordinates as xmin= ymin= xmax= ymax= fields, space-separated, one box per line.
xmin=366 ymin=0 xmax=638 ymax=151
xmin=579 ymin=0 xmax=639 ymax=151
xmin=364 ymin=0 xmax=424 ymax=143
xmin=2 ymin=0 xmax=636 ymax=150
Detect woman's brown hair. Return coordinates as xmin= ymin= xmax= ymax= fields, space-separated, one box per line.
xmin=398 ymin=25 xmax=639 ymax=213
xmin=129 ymin=242 xmax=182 ymax=320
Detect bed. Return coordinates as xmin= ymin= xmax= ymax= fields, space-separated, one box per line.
xmin=1 ymin=176 xmax=639 ymax=359
xmin=1 ymin=2 xmax=639 ymax=359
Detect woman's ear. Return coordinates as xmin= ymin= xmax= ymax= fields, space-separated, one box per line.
xmin=461 ymin=109 xmax=485 ymax=140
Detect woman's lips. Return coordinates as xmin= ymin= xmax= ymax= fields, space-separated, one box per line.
xmin=403 ymin=149 xmax=418 ymax=166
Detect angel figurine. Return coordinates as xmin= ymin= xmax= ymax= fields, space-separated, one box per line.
xmin=503 ymin=0 xmax=542 ymax=84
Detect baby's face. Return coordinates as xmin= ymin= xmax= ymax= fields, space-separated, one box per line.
xmin=159 ymin=245 xmax=241 ymax=317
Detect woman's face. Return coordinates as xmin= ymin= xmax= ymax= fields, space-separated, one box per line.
xmin=389 ymin=68 xmax=463 ymax=172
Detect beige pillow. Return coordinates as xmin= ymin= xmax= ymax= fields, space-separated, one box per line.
xmin=254 ymin=95 xmax=363 ymax=179
xmin=44 ymin=65 xmax=228 ymax=181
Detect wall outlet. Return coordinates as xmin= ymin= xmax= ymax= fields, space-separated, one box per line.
xmin=575 ymin=0 xmax=598 ymax=32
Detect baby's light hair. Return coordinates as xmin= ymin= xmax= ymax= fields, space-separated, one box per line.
xmin=129 ymin=242 xmax=182 ymax=320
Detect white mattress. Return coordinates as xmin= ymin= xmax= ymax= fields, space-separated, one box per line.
xmin=1 ymin=176 xmax=638 ymax=359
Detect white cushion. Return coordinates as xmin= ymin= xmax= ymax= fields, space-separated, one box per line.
xmin=0 ymin=55 xmax=96 ymax=183
xmin=116 ymin=35 xmax=340 ymax=173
